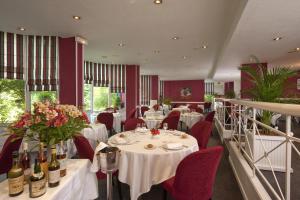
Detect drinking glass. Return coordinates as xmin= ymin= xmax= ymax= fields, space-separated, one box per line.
xmin=163 ymin=123 xmax=168 ymax=131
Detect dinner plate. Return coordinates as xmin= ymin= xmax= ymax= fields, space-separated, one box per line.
xmin=162 ymin=143 xmax=184 ymax=150
xmin=110 ymin=136 xmax=131 ymax=145
xmin=136 ymin=128 xmax=148 ymax=133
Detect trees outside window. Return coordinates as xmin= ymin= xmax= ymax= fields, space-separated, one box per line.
xmin=93 ymin=87 xmax=109 ymax=111
xmin=84 ymin=84 xmax=92 ymax=111
xmin=31 ymin=91 xmax=57 ymax=110
xmin=0 ymin=79 xmax=25 ymax=123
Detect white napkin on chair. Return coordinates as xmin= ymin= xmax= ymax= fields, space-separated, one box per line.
xmin=90 ymin=142 xmax=108 ymax=172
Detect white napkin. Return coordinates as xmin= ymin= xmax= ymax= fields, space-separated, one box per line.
xmin=114 ymin=137 xmax=127 ymax=144
xmin=166 ymin=143 xmax=182 ymax=149
xmin=90 ymin=142 xmax=108 ymax=172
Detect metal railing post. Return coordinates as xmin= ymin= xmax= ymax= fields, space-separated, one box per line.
xmin=238 ymin=105 xmax=242 ymax=150
xmin=252 ymin=108 xmax=256 ymax=176
xmin=285 ymin=115 xmax=292 ymax=200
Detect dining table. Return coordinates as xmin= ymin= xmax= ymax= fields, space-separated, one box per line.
xmin=0 ymin=159 xmax=98 ymax=200
xmin=108 ymin=129 xmax=199 ymax=200
xmin=142 ymin=115 xmax=165 ymax=129
xmin=180 ymin=112 xmax=204 ymax=128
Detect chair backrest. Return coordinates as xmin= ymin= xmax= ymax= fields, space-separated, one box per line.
xmin=190 ymin=120 xmax=213 ymax=149
xmin=188 ymin=104 xmax=197 ymax=110
xmin=168 ymin=110 xmax=181 ymax=117
xmin=195 ymin=107 xmax=203 ymax=113
xmin=152 ymin=104 xmax=160 ymax=111
xmin=205 ymin=111 xmax=215 ymax=122
xmin=0 ymin=134 xmax=23 ymax=174
xmin=128 ymin=108 xmax=137 ymax=119
xmin=124 ymin=118 xmax=146 ymax=131
xmin=97 ymin=112 xmax=114 ymax=130
xmin=204 ymin=102 xmax=212 ymax=109
xmin=172 ymin=146 xmax=224 ymax=200
xmin=73 ymin=135 xmax=94 ymax=162
xmin=140 ymin=106 xmax=149 ymax=117
xmin=159 ymin=115 xmax=180 ymax=130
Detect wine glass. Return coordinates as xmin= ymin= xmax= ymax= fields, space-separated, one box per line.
xmin=163 ymin=123 xmax=168 ymax=131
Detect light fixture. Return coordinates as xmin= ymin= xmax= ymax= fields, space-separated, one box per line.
xmin=18 ymin=27 xmax=25 ymax=31
xmin=183 ymin=56 xmax=187 ymax=59
xmin=273 ymin=37 xmax=282 ymax=41
xmin=154 ymin=0 xmax=162 ymax=4
xmin=154 ymin=50 xmax=160 ymax=54
xmin=118 ymin=43 xmax=125 ymax=47
xmin=296 ymin=47 xmax=300 ymax=51
xmin=73 ymin=16 xmax=81 ymax=20
xmin=202 ymin=45 xmax=207 ymax=49
xmin=172 ymin=36 xmax=180 ymax=40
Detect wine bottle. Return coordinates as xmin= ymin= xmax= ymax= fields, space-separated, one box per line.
xmin=29 ymin=159 xmax=46 ymax=198
xmin=8 ymin=151 xmax=24 ymax=197
xmin=39 ymin=142 xmax=48 ymax=180
xmin=48 ymin=145 xmax=60 ymax=187
xmin=21 ymin=142 xmax=31 ymax=184
xmin=56 ymin=141 xmax=67 ymax=177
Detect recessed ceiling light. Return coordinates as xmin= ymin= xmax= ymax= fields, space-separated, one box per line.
xmin=296 ymin=47 xmax=300 ymax=51
xmin=154 ymin=0 xmax=162 ymax=4
xmin=73 ymin=16 xmax=81 ymax=20
xmin=18 ymin=27 xmax=25 ymax=31
xmin=183 ymin=56 xmax=187 ymax=59
xmin=118 ymin=43 xmax=125 ymax=47
xmin=172 ymin=36 xmax=180 ymax=40
xmin=202 ymin=45 xmax=207 ymax=49
xmin=273 ymin=37 xmax=282 ymax=41
xmin=154 ymin=50 xmax=160 ymax=54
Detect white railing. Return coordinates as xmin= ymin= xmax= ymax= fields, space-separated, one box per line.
xmin=214 ymin=98 xmax=300 ymax=200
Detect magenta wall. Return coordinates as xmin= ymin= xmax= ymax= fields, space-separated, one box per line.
xmin=224 ymin=81 xmax=234 ymax=94
xmin=240 ymin=63 xmax=267 ymax=99
xmin=163 ymin=80 xmax=205 ymax=102
xmin=126 ymin=65 xmax=140 ymax=118
xmin=151 ymin=75 xmax=159 ymax=100
xmin=284 ymin=70 xmax=300 ymax=97
xmin=59 ymin=37 xmax=83 ymax=106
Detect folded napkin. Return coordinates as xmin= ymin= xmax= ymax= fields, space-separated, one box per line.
xmin=114 ymin=137 xmax=127 ymax=144
xmin=166 ymin=143 xmax=182 ymax=149
xmin=90 ymin=142 xmax=108 ymax=172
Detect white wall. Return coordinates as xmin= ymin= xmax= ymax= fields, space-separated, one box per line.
xmin=234 ymin=79 xmax=241 ymax=98
xmin=214 ymin=81 xmax=225 ymax=95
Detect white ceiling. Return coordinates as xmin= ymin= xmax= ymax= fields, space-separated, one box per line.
xmin=0 ymin=0 xmax=299 ymax=81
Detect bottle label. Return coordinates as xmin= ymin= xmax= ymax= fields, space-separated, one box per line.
xmin=59 ymin=158 xmax=67 ymax=171
xmin=31 ymin=178 xmax=46 ymax=197
xmin=8 ymin=175 xmax=24 ymax=195
xmin=48 ymin=169 xmax=60 ymax=183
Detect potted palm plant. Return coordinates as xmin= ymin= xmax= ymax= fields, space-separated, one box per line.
xmin=240 ymin=57 xmax=296 ymax=171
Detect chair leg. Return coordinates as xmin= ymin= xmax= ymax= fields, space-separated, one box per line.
xmin=163 ymin=189 xmax=167 ymax=200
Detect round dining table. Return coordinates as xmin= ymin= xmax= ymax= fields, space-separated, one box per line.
xmin=108 ymin=130 xmax=199 ymax=200
xmin=180 ymin=112 xmax=204 ymax=128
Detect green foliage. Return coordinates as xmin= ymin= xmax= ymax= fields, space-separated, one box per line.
xmin=111 ymin=93 xmax=121 ymax=108
xmin=277 ymin=98 xmax=300 ymax=104
xmin=225 ymin=90 xmax=236 ymax=99
xmin=93 ymin=87 xmax=109 ymax=111
xmin=162 ymin=97 xmax=172 ymax=105
xmin=0 ymin=79 xmax=25 ymax=123
xmin=84 ymin=84 xmax=92 ymax=110
xmin=204 ymin=94 xmax=214 ymax=102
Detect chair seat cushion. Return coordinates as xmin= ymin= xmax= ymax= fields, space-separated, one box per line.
xmin=162 ymin=176 xmax=175 ymax=196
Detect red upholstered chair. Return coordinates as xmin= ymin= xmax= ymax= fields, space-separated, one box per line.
xmin=140 ymin=106 xmax=149 ymax=117
xmin=190 ymin=121 xmax=213 ymax=149
xmin=162 ymin=146 xmax=224 ymax=200
xmin=159 ymin=115 xmax=180 ymax=130
xmin=195 ymin=107 xmax=203 ymax=113
xmin=0 ymin=134 xmax=23 ymax=174
xmin=124 ymin=118 xmax=146 ymax=131
xmin=188 ymin=104 xmax=197 ymax=110
xmin=97 ymin=112 xmax=114 ymax=135
xmin=168 ymin=111 xmax=181 ymax=117
xmin=152 ymin=104 xmax=160 ymax=111
xmin=121 ymin=108 xmax=137 ymax=131
xmin=73 ymin=135 xmax=122 ymax=197
xmin=204 ymin=102 xmax=212 ymax=112
xmin=205 ymin=111 xmax=215 ymax=122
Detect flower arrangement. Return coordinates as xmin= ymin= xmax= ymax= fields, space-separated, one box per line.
xmin=150 ymin=128 xmax=160 ymax=136
xmin=8 ymin=101 xmax=90 ymax=145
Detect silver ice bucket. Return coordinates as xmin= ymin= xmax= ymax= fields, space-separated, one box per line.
xmin=98 ymin=146 xmax=120 ymax=173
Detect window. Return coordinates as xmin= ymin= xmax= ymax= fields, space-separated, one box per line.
xmin=31 ymin=91 xmax=57 ymax=110
xmin=111 ymin=93 xmax=122 ymax=108
xmin=84 ymin=84 xmax=92 ymax=111
xmin=93 ymin=87 xmax=109 ymax=111
xmin=0 ymin=79 xmax=25 ymax=123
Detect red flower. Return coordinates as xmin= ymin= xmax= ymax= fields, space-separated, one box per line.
xmin=81 ymin=112 xmax=90 ymax=124
xmin=150 ymin=128 xmax=160 ymax=135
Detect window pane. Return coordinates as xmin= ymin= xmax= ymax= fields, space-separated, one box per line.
xmin=0 ymin=79 xmax=25 ymax=123
xmin=84 ymin=84 xmax=92 ymax=111
xmin=111 ymin=93 xmax=122 ymax=108
xmin=93 ymin=87 xmax=109 ymax=111
xmin=31 ymin=91 xmax=57 ymax=110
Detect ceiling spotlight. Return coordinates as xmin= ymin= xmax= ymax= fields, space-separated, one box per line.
xmin=118 ymin=43 xmax=125 ymax=47
xmin=154 ymin=0 xmax=162 ymax=4
xmin=154 ymin=50 xmax=160 ymax=54
xmin=296 ymin=47 xmax=300 ymax=51
xmin=172 ymin=36 xmax=180 ymax=40
xmin=73 ymin=16 xmax=81 ymax=20
xmin=202 ymin=45 xmax=207 ymax=49
xmin=18 ymin=27 xmax=25 ymax=31
xmin=183 ymin=56 xmax=187 ymax=59
xmin=273 ymin=37 xmax=282 ymax=41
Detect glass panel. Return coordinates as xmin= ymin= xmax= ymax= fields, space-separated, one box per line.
xmin=84 ymin=84 xmax=92 ymax=111
xmin=0 ymin=79 xmax=25 ymax=123
xmin=93 ymin=87 xmax=109 ymax=111
xmin=111 ymin=93 xmax=122 ymax=109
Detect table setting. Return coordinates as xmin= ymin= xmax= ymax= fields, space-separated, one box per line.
xmin=105 ymin=128 xmax=198 ymax=200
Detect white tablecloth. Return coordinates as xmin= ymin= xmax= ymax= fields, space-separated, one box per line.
xmin=0 ymin=159 xmax=98 ymax=200
xmin=180 ymin=113 xmax=204 ymax=128
xmin=144 ymin=110 xmax=163 ymax=117
xmin=172 ymin=106 xmax=190 ymax=113
xmin=109 ymin=130 xmax=198 ymax=200
xmin=143 ymin=115 xmax=165 ymax=129
xmin=82 ymin=123 xmax=108 ymax=148
xmin=113 ymin=113 xmax=122 ymax=133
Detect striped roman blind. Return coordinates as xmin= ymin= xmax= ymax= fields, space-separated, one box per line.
xmin=159 ymin=80 xmax=164 ymax=98
xmin=27 ymin=35 xmax=58 ymax=91
xmin=205 ymin=82 xmax=214 ymax=95
xmin=0 ymin=31 xmax=24 ymax=80
xmin=84 ymin=61 xmax=110 ymax=87
xmin=140 ymin=75 xmax=152 ymax=105
xmin=110 ymin=64 xmax=126 ymax=93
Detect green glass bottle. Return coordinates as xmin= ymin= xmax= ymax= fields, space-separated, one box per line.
xmin=48 ymin=145 xmax=60 ymax=187
xmin=8 ymin=151 xmax=24 ymax=197
xmin=29 ymin=159 xmax=47 ymax=198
